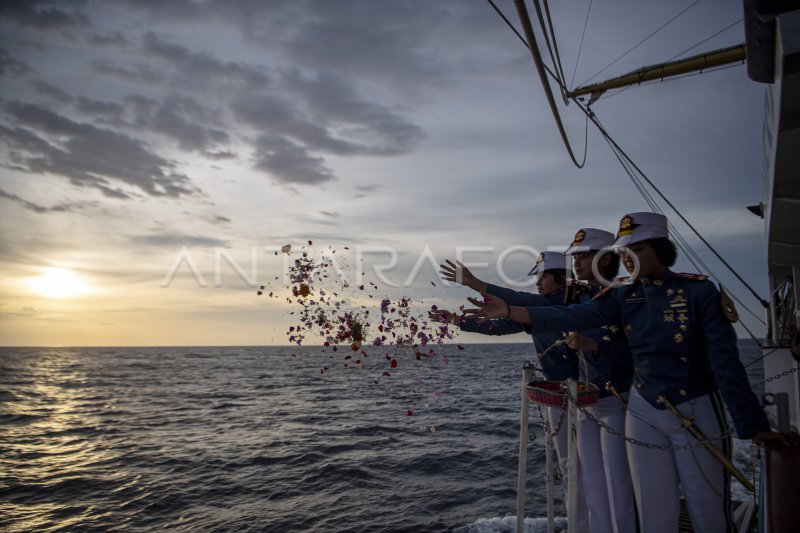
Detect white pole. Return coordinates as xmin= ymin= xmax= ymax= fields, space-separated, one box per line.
xmin=546 ymin=431 xmax=555 ymax=533
xmin=516 ymin=364 xmax=532 ymax=533
xmin=566 ymin=379 xmax=579 ymax=533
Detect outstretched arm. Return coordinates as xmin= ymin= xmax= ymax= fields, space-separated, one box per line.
xmin=465 ymin=291 xmax=619 ymax=332
xmin=439 ymin=260 xmax=487 ymax=293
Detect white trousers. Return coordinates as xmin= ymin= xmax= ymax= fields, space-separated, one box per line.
xmin=578 ymin=394 xmax=638 ymax=533
xmin=626 ymin=389 xmax=734 ymax=533
xmin=548 ymin=405 xmax=589 ymax=532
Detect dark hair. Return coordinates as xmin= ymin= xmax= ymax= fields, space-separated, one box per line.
xmin=544 ymin=269 xmax=569 ymax=285
xmin=648 ymin=237 xmax=678 ymax=267
xmin=596 ymin=251 xmax=621 ymax=280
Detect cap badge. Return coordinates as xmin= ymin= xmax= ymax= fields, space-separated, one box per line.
xmin=571 ymin=230 xmax=586 ymax=247
xmin=617 ymin=215 xmax=634 ymax=237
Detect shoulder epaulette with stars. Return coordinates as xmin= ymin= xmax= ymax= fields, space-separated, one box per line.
xmin=674 ymin=272 xmax=708 ymax=282
xmin=563 ymin=280 xmax=592 ymax=304
xmin=592 ymin=285 xmax=614 ymax=300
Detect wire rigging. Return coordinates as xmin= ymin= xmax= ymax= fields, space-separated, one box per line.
xmin=667 ymin=18 xmax=743 ymax=62
xmin=512 ymin=0 xmax=587 ymax=168
xmin=485 ymin=0 xmax=769 ymax=317
xmin=578 ymin=0 xmax=702 ymax=88
xmin=570 ymin=0 xmax=593 ymax=90
xmin=537 ymin=0 xmax=569 ymax=98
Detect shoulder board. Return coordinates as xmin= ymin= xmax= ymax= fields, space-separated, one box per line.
xmin=719 ymin=285 xmax=739 ymax=323
xmin=563 ymin=284 xmax=577 ymax=304
xmin=674 ymin=272 xmax=708 ymax=282
xmin=592 ymin=285 xmax=614 ymax=300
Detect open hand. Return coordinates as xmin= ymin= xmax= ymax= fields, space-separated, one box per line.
xmin=440 ymin=260 xmax=483 ymax=291
xmin=464 ymin=292 xmax=509 ymax=323
xmin=753 ymin=431 xmax=800 ymax=447
xmin=428 ymin=309 xmax=463 ymax=325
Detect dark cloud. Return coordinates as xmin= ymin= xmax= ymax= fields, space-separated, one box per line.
xmin=252 ymin=133 xmax=335 ymax=186
xmin=127 ymin=230 xmax=229 ymax=248
xmin=320 ymin=211 xmax=339 ymax=218
xmin=141 ymin=31 xmax=270 ymax=88
xmin=0 ymin=100 xmax=198 ymax=199
xmin=0 ymin=48 xmax=31 ymax=77
xmin=125 ymin=93 xmax=230 ymax=153
xmin=75 ymin=96 xmax=125 ymax=118
xmin=278 ymin=70 xmax=424 ymax=155
xmin=0 ymin=187 xmax=94 ymax=213
xmin=0 ymin=1 xmax=90 ymax=30
xmin=88 ymin=31 xmax=129 ymax=47
xmin=230 ymin=93 xmax=369 ymax=156
xmin=89 ymin=60 xmax=162 ymax=85
xmin=230 ymin=82 xmax=423 ymax=184
xmin=31 ymin=80 xmax=73 ymax=102
xmin=353 ymin=183 xmax=381 ymax=198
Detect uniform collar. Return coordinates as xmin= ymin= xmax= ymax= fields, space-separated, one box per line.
xmin=638 ymin=269 xmax=674 ymax=287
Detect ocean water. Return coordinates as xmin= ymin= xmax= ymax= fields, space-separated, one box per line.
xmin=0 ymin=341 xmax=764 ymax=532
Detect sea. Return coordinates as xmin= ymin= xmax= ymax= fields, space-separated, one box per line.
xmin=0 ymin=341 xmax=765 ymax=533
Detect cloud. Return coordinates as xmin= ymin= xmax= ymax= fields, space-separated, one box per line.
xmin=0 ymin=100 xmax=198 ymax=199
xmin=127 ymin=230 xmax=229 ymax=248
xmin=126 ymin=93 xmax=230 ymax=153
xmin=88 ymin=31 xmax=130 ymax=47
xmin=353 ymin=183 xmax=381 ymax=198
xmin=141 ymin=31 xmax=270 ymax=88
xmin=230 ymin=79 xmax=423 ymax=184
xmin=89 ymin=60 xmax=163 ymax=85
xmin=0 ymin=1 xmax=90 ymax=30
xmin=251 ymin=133 xmax=335 ymax=186
xmin=75 ymin=96 xmax=125 ymax=118
xmin=0 ymin=187 xmax=95 ymax=213
xmin=31 ymin=80 xmax=73 ymax=102
xmin=279 ymin=70 xmax=424 ymax=155
xmin=320 ymin=210 xmax=339 ymax=218
xmin=0 ymin=48 xmax=31 ymax=77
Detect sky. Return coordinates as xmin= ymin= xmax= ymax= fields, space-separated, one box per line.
xmin=0 ymin=0 xmax=771 ymax=346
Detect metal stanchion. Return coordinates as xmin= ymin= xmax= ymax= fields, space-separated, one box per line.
xmin=566 ymin=379 xmax=579 ymax=533
xmin=516 ymin=364 xmax=532 ymax=533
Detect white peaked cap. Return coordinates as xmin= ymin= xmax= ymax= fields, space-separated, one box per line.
xmin=564 ymin=228 xmax=616 ymax=255
xmin=528 ymin=251 xmax=569 ymax=276
xmin=613 ymin=212 xmax=669 ymax=247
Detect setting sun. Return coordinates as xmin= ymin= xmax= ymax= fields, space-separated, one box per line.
xmin=29 ymin=268 xmax=88 ymax=299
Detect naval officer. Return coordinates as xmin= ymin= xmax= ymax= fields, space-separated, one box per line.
xmin=437 ymin=250 xmax=589 ymax=532
xmin=562 ymin=228 xmax=637 ymax=533
xmin=465 ymin=212 xmax=772 ymax=533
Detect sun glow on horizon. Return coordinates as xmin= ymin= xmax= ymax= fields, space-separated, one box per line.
xmin=28 ymin=268 xmax=89 ymax=299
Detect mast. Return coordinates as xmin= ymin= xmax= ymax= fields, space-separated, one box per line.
xmin=568 ymin=44 xmax=745 ymax=101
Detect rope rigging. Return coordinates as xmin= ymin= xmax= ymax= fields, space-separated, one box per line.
xmin=569 ymin=0 xmax=593 ymax=90
xmin=511 ymin=0 xmax=587 ymax=168
xmin=484 ymin=0 xmax=769 ymax=321
xmin=577 ymin=0 xmax=703 ymax=88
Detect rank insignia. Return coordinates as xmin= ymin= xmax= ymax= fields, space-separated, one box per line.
xmin=679 ymin=325 xmax=687 ymax=331
xmin=571 ymin=229 xmax=586 ymax=247
xmin=663 ymin=311 xmax=675 ymax=322
xmin=666 ymin=289 xmax=674 ymax=296
xmin=653 ymin=280 xmax=663 ymax=286
xmin=617 ymin=215 xmax=634 ymax=237
xmin=609 ymin=325 xmax=620 ymax=333
xmin=602 ymin=335 xmax=611 ymax=341
xmin=670 ymin=294 xmax=687 ymax=308
xmin=674 ymin=333 xmax=684 ymax=344
xmin=677 ymin=313 xmax=688 ymax=323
